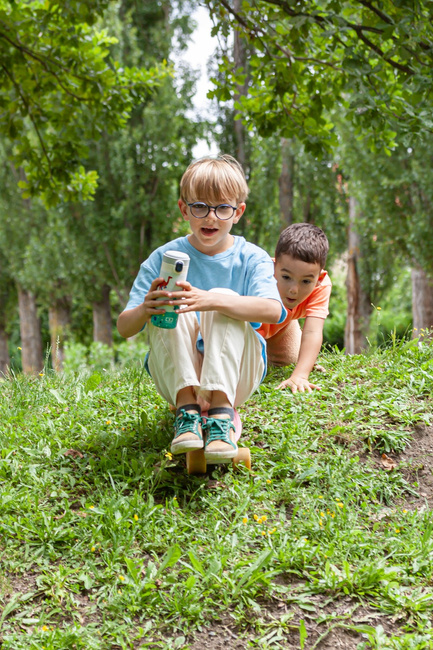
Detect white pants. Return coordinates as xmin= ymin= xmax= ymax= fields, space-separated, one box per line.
xmin=147 ymin=289 xmax=264 ymax=408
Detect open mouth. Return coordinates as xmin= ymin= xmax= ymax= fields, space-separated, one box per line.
xmin=201 ymin=227 xmax=218 ymax=236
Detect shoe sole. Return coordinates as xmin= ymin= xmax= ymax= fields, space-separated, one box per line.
xmin=204 ymin=449 xmax=238 ymax=463
xmin=171 ymin=440 xmax=204 ymax=455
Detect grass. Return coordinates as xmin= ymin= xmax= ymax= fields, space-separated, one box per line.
xmin=1 ymin=336 xmax=433 ymax=649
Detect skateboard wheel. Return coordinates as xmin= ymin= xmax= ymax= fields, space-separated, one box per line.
xmin=232 ymin=447 xmax=251 ymax=471
xmin=186 ymin=449 xmax=207 ymax=474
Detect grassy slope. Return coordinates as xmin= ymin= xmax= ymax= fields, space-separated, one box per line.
xmin=1 ymin=338 xmax=433 ymax=650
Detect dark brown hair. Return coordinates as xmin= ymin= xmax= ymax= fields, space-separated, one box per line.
xmin=275 ymin=223 xmax=329 ymax=269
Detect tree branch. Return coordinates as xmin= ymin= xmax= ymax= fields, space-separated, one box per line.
xmin=0 ymin=63 xmax=52 ymax=174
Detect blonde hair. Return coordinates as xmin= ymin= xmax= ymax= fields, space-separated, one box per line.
xmin=179 ymin=154 xmax=249 ymax=204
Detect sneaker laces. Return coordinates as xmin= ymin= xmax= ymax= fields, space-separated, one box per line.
xmin=203 ymin=417 xmax=236 ymax=448
xmin=174 ymin=409 xmax=202 ymax=439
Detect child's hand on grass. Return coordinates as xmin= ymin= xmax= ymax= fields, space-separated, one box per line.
xmin=277 ymin=374 xmax=320 ymax=393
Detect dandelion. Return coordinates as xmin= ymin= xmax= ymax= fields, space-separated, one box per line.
xmin=89 ymin=505 xmax=94 ymax=509
xmin=119 ymin=575 xmax=125 ymax=581
xmin=106 ymin=420 xmax=111 ymax=425
xmin=134 ymin=514 xmax=138 ymax=521
xmin=242 ymin=517 xmax=248 ymax=525
xmin=91 ymin=546 xmax=96 ymax=552
xmin=42 ymin=625 xmax=49 ymax=631
xmin=253 ymin=514 xmax=259 ymax=521
xmin=319 ymin=520 xmax=323 ymax=527
xmin=402 ymin=509 xmax=408 ymax=513
xmin=266 ymin=479 xmax=272 ymax=484
xmin=165 ymin=451 xmax=173 ymax=460
xmin=320 ymin=512 xmax=325 ymax=517
xmin=261 ymin=515 xmax=268 ymax=522
xmin=39 ymin=372 xmax=44 ymax=377
xmin=318 ymin=495 xmax=323 ymax=499
xmin=261 ymin=531 xmax=266 ymax=536
xmin=331 ymin=513 xmax=335 ymax=518
xmin=395 ymin=528 xmax=400 ymax=533
xmin=337 ymin=503 xmax=344 ymax=508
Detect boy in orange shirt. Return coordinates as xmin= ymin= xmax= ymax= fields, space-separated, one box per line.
xmin=258 ymin=223 xmax=331 ymax=393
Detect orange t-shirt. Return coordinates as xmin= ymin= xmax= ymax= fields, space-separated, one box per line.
xmin=258 ymin=270 xmax=332 ymax=340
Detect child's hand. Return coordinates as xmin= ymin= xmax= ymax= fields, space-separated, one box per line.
xmin=169 ymin=281 xmax=214 ymax=312
xmin=276 ymin=374 xmax=320 ymax=393
xmin=143 ymin=277 xmax=173 ymax=317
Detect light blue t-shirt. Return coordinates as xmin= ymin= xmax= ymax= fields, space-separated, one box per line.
xmin=125 ymin=235 xmax=286 ymax=377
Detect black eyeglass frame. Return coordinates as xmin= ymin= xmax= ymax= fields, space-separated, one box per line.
xmin=187 ymin=201 xmax=238 ymax=221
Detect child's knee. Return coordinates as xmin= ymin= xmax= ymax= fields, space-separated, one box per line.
xmin=208 ymin=287 xmax=239 ymax=296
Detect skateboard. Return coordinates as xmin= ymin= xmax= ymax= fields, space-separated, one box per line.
xmin=186 ymin=409 xmax=251 ymax=474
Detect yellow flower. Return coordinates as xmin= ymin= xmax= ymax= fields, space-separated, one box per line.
xmin=261 ymin=515 xmax=268 ymax=522
xmin=376 ymin=306 xmax=382 ymax=311
xmin=42 ymin=625 xmax=49 ymax=631
xmin=395 ymin=528 xmax=400 ymax=533
xmin=17 ymin=347 xmax=22 ymax=350
xmin=91 ymin=546 xmax=96 ymax=552
xmin=119 ymin=575 xmax=125 ymax=581
xmin=318 ymin=495 xmax=323 ymax=499
xmin=320 ymin=512 xmax=325 ymax=517
xmin=89 ymin=505 xmax=94 ymax=509
xmin=134 ymin=514 xmax=138 ymax=521
xmin=39 ymin=373 xmax=44 ymax=377
xmin=266 ymin=479 xmax=272 ymax=484
xmin=106 ymin=420 xmax=111 ymax=425
xmin=261 ymin=531 xmax=266 ymax=536
xmin=402 ymin=509 xmax=407 ymax=513
xmin=337 ymin=503 xmax=344 ymax=508
xmin=319 ymin=520 xmax=323 ymax=526
xmin=242 ymin=517 xmax=248 ymax=525
xmin=165 ymin=451 xmax=173 ymax=460
xmin=331 ymin=513 xmax=335 ymax=518
xmin=253 ymin=514 xmax=259 ymax=521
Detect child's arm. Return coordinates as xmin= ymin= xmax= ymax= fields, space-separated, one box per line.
xmin=276 ymin=316 xmax=325 ymax=393
xmin=117 ymin=277 xmax=171 ymax=338
xmin=174 ymin=281 xmax=283 ymax=324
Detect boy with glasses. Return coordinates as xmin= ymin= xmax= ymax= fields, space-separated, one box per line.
xmin=117 ymin=154 xmax=286 ymax=463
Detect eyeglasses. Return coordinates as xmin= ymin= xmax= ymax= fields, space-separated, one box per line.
xmin=187 ymin=202 xmax=238 ymax=221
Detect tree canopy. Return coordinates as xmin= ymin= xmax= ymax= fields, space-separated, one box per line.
xmin=206 ymin=0 xmax=433 ymax=155
xmin=0 ymin=0 xmax=166 ymax=203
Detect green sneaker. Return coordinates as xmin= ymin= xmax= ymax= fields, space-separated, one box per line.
xmin=203 ymin=417 xmax=237 ymax=463
xmin=171 ymin=409 xmax=203 ymax=455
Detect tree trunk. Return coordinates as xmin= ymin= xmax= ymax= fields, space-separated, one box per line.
xmin=93 ymin=284 xmax=113 ymax=346
xmin=0 ymin=326 xmax=10 ymax=376
xmin=344 ymin=196 xmax=371 ymax=354
xmin=279 ymin=137 xmax=295 ymax=228
xmin=18 ymin=287 xmax=44 ymax=374
xmin=233 ymin=0 xmax=248 ymax=170
xmin=411 ymin=267 xmax=433 ymax=339
xmin=48 ymin=297 xmax=72 ymax=372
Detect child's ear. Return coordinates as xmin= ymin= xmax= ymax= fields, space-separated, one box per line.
xmin=233 ymin=202 xmax=246 ymax=224
xmin=178 ymin=199 xmax=189 ymax=220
